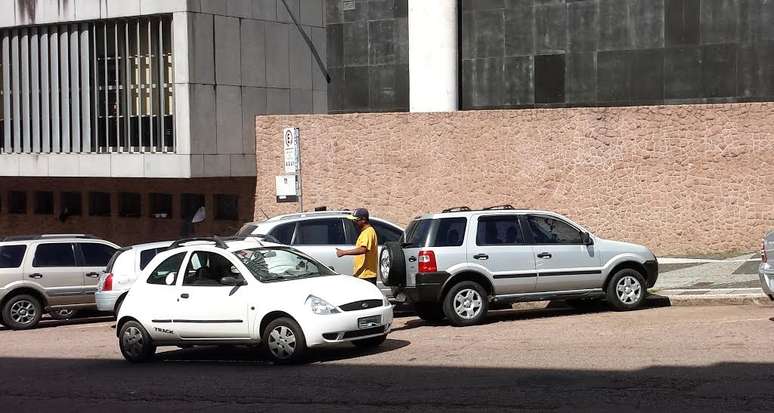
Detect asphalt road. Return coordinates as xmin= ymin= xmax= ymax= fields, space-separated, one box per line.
xmin=1 ymin=303 xmax=774 ymax=412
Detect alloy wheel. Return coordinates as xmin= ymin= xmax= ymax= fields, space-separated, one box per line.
xmin=268 ymin=325 xmax=297 ymax=360
xmin=380 ymin=249 xmax=391 ymax=278
xmin=616 ymin=275 xmax=642 ymax=304
xmin=10 ymin=300 xmax=36 ymax=325
xmin=122 ymin=326 xmax=145 ymax=359
xmin=453 ymin=288 xmax=483 ymax=320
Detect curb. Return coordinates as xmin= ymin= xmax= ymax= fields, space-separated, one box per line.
xmin=647 ymin=293 xmax=774 ymax=307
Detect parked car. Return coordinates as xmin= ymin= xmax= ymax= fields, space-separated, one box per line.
xmin=96 ymin=241 xmax=173 ymax=315
xmin=379 ymin=205 xmax=659 ymax=326
xmin=759 ymin=231 xmax=774 ymax=300
xmin=0 ymin=234 xmax=119 ymax=329
xmin=116 ymin=236 xmax=393 ymax=363
xmin=237 ymin=211 xmax=404 ymax=298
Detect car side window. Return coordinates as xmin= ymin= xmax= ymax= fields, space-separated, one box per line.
xmin=147 ymin=252 xmax=186 ymax=285
xmin=476 ymin=215 xmax=524 ymax=246
xmin=526 ymin=215 xmax=582 ymax=244
xmin=33 ymin=243 xmax=77 ymax=267
xmin=140 ymin=248 xmax=164 ymax=270
xmin=432 ymin=218 xmax=467 ymax=247
xmin=269 ymin=222 xmax=296 ymax=245
xmin=79 ymin=243 xmax=118 ymax=267
xmin=0 ymin=245 xmax=27 ymax=268
xmin=183 ymin=251 xmax=241 ymax=286
xmin=371 ymin=220 xmax=403 ymax=245
xmin=294 ymin=219 xmax=346 ymax=245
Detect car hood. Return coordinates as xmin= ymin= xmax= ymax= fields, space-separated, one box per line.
xmin=263 ymin=275 xmax=383 ymax=306
xmin=596 ymin=238 xmax=655 ymax=261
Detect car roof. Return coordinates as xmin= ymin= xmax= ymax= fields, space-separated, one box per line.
xmin=413 ymin=209 xmax=563 ymax=220
xmin=0 ymin=235 xmax=118 ymax=246
xmin=125 ymin=241 xmax=174 ymax=251
xmin=245 ymin=211 xmax=403 ymax=228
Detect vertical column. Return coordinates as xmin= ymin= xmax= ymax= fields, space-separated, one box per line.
xmin=70 ymin=24 xmax=81 ymax=152
xmin=51 ymin=27 xmax=60 ymax=152
xmin=158 ymin=18 xmax=165 ymax=152
xmin=115 ymin=22 xmax=121 ymax=150
xmin=408 ymin=0 xmax=459 ymax=112
xmin=11 ymin=30 xmax=21 ymax=153
xmin=91 ymin=23 xmax=99 ymax=152
xmin=60 ymin=24 xmax=71 ymax=153
xmin=21 ymin=29 xmax=30 ymax=152
xmin=102 ymin=22 xmax=110 ymax=150
xmin=136 ymin=19 xmax=142 ymax=148
xmin=124 ymin=21 xmax=131 ymax=150
xmin=148 ymin=19 xmax=154 ymax=151
xmin=2 ymin=33 xmax=11 ymax=152
xmin=80 ymin=23 xmax=91 ymax=153
xmin=31 ymin=28 xmax=40 ymax=153
xmin=41 ymin=27 xmax=50 ymax=153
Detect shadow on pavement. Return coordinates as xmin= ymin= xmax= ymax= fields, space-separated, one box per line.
xmin=0 ymin=357 xmax=772 ymax=411
xmin=0 ymin=314 xmax=115 ymax=331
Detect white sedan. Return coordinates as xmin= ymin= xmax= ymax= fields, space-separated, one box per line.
xmin=116 ymin=237 xmax=393 ymax=363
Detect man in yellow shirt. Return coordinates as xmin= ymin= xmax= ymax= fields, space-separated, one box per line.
xmin=335 ymin=208 xmax=378 ymax=284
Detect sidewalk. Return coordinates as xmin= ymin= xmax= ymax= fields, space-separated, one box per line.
xmin=650 ymin=253 xmax=772 ymax=306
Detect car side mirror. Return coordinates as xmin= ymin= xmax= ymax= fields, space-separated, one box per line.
xmin=581 ymin=232 xmax=594 ymax=246
xmin=220 ymin=276 xmax=245 ymax=286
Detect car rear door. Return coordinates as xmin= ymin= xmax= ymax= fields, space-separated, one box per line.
xmin=366 ymin=219 xmax=404 ymax=295
xmin=26 ymin=242 xmax=84 ymax=306
xmin=402 ymin=219 xmax=433 ymax=287
xmin=77 ymin=242 xmax=118 ymax=300
xmin=468 ymin=214 xmax=536 ymax=294
xmin=292 ymin=218 xmax=354 ymax=275
xmin=524 ymin=214 xmax=602 ymax=292
xmin=0 ymin=244 xmax=27 ymax=289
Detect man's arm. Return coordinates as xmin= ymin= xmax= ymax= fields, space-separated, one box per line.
xmin=336 ymin=246 xmax=367 ymax=257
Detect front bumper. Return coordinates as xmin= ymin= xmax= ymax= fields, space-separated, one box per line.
xmin=759 ymin=263 xmax=774 ymax=297
xmin=404 ymin=271 xmax=452 ymax=303
xmin=95 ymin=290 xmax=124 ymax=313
xmin=303 ymin=304 xmax=394 ymax=347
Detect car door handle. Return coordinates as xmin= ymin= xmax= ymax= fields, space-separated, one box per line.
xmin=85 ymin=272 xmax=100 ymax=278
xmin=180 ymin=293 xmax=190 ymax=299
xmin=537 ymin=252 xmax=552 ymax=259
xmin=29 ymin=273 xmax=43 ymax=279
xmin=473 ymin=254 xmax=489 ymax=260
xmin=408 ymin=256 xmax=417 ymax=262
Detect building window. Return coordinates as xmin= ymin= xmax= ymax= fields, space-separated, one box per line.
xmin=0 ymin=16 xmax=174 ymax=155
xmin=89 ymin=192 xmax=111 ymax=217
xmin=181 ymin=193 xmax=205 ymax=221
xmin=119 ymin=192 xmax=141 ymax=217
xmin=34 ymin=191 xmax=54 ymax=215
xmin=150 ymin=193 xmax=172 ymax=219
xmin=8 ymin=191 xmax=26 ymax=214
xmin=214 ymin=194 xmax=239 ymax=221
xmin=61 ymin=192 xmax=83 ymax=216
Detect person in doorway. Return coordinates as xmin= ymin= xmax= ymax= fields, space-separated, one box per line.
xmin=335 ymin=208 xmax=379 ymax=284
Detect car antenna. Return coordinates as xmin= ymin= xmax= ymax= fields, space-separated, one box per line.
xmin=259 ymin=208 xmax=269 ymax=219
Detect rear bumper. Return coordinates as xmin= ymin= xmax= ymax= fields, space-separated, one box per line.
xmin=404 ymin=271 xmax=452 ymax=303
xmin=644 ymin=260 xmax=659 ymax=288
xmin=95 ymin=290 xmax=124 ymax=313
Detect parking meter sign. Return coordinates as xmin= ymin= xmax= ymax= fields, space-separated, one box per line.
xmin=283 ymin=128 xmax=299 ymax=174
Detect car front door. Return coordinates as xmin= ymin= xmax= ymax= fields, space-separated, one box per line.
xmin=143 ymin=252 xmax=187 ymax=339
xmin=524 ymin=215 xmax=603 ymax=292
xmin=26 ymin=242 xmax=85 ymax=306
xmin=77 ymin=242 xmax=118 ymax=301
xmin=468 ymin=214 xmax=536 ymax=295
xmin=174 ymin=250 xmax=250 ymax=339
xmin=292 ymin=218 xmax=354 ymax=275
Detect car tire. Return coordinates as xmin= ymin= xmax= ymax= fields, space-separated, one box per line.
xmin=2 ymin=294 xmax=43 ymax=330
xmin=352 ymin=334 xmax=387 ymax=348
xmin=262 ymin=317 xmax=307 ymax=364
xmin=380 ymin=242 xmax=406 ymax=287
xmin=442 ymin=281 xmax=489 ymax=327
xmin=119 ymin=320 xmax=156 ymax=363
xmin=768 ymin=294 xmax=774 ymax=302
xmin=414 ymin=302 xmax=445 ymax=322
xmin=606 ymin=269 xmax=647 ymax=311
xmin=49 ymin=309 xmax=77 ymax=320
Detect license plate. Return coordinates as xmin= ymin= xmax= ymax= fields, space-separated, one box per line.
xmin=358 ymin=315 xmax=381 ymax=329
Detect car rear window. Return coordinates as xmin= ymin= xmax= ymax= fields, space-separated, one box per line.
xmin=0 ymin=245 xmax=26 ymax=268
xmin=431 ymin=218 xmax=467 ymax=247
xmin=269 ymin=222 xmax=295 ymax=245
xmin=105 ymin=248 xmax=131 ymax=272
xmin=404 ymin=219 xmax=432 ymax=248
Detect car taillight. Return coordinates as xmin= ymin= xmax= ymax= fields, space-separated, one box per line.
xmin=418 ymin=250 xmax=437 ymax=273
xmin=763 ymin=240 xmax=768 ymax=264
xmin=102 ymin=273 xmax=113 ymax=291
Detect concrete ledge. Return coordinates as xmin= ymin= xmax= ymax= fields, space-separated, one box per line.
xmin=648 ymin=292 xmax=774 ymax=307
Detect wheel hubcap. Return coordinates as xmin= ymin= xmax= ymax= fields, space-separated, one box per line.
xmin=616 ymin=276 xmax=642 ymax=304
xmin=380 ymin=250 xmax=391 ymax=278
xmin=10 ymin=300 xmax=36 ymax=324
xmin=268 ymin=326 xmax=297 ymax=359
xmin=122 ymin=326 xmax=145 ymax=358
xmin=453 ymin=289 xmax=483 ymax=319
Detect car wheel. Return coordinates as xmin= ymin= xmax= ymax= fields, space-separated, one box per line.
xmin=2 ymin=294 xmax=43 ymax=330
xmin=606 ymin=269 xmax=647 ymax=311
xmin=414 ymin=302 xmax=445 ymax=322
xmin=49 ymin=309 xmax=77 ymax=320
xmin=119 ymin=320 xmax=156 ymax=363
xmin=380 ymin=242 xmax=406 ymax=286
xmin=262 ymin=317 xmax=307 ymax=364
xmin=352 ymin=334 xmax=387 ymax=348
xmin=442 ymin=281 xmax=488 ymax=327
xmin=768 ymin=294 xmax=774 ymax=302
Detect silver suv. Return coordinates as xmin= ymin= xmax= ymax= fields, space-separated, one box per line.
xmin=379 ymin=206 xmax=659 ymax=326
xmin=237 ymin=211 xmax=404 ymax=297
xmin=0 ymin=234 xmax=119 ymax=329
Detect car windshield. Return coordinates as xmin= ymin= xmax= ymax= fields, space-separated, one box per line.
xmin=233 ymin=247 xmax=334 ymax=282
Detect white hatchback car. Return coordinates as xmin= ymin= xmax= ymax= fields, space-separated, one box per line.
xmin=116 ymin=237 xmax=393 ymax=363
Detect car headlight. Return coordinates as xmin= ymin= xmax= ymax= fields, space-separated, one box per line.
xmin=306 ymin=295 xmax=340 ymax=315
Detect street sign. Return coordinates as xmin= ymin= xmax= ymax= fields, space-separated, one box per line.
xmin=283 ymin=127 xmax=299 ymax=174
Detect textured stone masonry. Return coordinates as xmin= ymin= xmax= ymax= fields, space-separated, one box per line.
xmin=255 ymin=103 xmax=774 ymax=256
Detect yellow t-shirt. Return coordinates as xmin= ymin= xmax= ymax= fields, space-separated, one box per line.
xmin=353 ymin=225 xmax=378 ymax=279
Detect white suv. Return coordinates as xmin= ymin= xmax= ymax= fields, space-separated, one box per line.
xmin=116 ymin=237 xmax=393 ymax=364
xmin=380 ymin=206 xmax=659 ymax=326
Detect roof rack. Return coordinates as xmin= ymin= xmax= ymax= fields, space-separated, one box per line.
xmin=169 ymin=237 xmax=228 ymax=250
xmin=2 ymin=234 xmax=97 ymax=241
xmin=442 ymin=206 xmax=472 ymax=213
xmin=482 ymin=204 xmax=516 ymax=210
xmin=218 ymin=234 xmax=282 ymax=245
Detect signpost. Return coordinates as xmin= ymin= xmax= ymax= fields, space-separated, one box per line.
xmin=277 ymin=128 xmax=302 ymax=211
